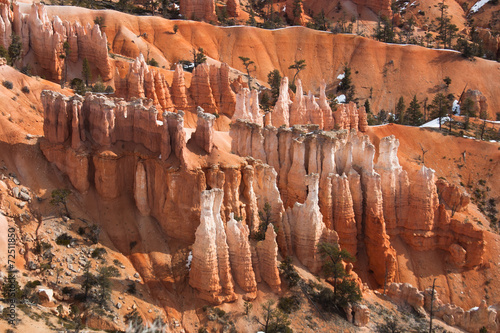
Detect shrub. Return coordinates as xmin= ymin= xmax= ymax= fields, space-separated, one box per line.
xmin=62 ymin=286 xmax=74 ymax=295
xmin=21 ymin=86 xmax=30 ymax=94
xmin=279 ymin=257 xmax=301 ymax=287
xmin=104 ymin=85 xmax=114 ymax=94
xmin=127 ymin=282 xmax=136 ymax=294
xmin=56 ymin=233 xmax=72 ymax=246
xmin=91 ymin=247 xmax=107 ymax=259
xmin=3 ymin=80 xmax=13 ymax=89
xmin=148 ymin=58 xmax=159 ymax=67
xmin=277 ymin=295 xmax=301 ymax=314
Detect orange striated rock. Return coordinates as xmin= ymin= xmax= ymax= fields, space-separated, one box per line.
xmin=271 ymin=77 xmax=292 ymax=127
xmin=226 ymin=0 xmax=240 ymax=17
xmin=387 ymin=282 xmax=425 ymax=316
xmin=93 ymin=151 xmax=120 ymax=199
xmin=171 ymin=64 xmax=191 ymax=109
xmin=477 ymin=28 xmax=500 ymax=61
xmin=189 ymin=189 xmax=236 ymax=304
xmin=0 ymin=3 xmax=12 ymax=50
xmin=190 ymin=63 xmax=218 ymax=114
xmin=289 ymin=79 xmax=307 ymax=126
xmin=180 ymin=0 xmax=217 ymax=22
xmin=358 ymin=106 xmax=368 ymax=132
xmin=352 ymin=0 xmax=392 ymax=18
xmin=283 ymin=174 xmax=338 ymax=273
xmin=192 ymin=107 xmax=216 ymax=153
xmin=134 ymin=161 xmax=150 ymax=216
xmin=463 ymin=89 xmax=488 ymax=117
xmin=306 ymin=91 xmax=323 ymax=129
xmin=331 ymin=174 xmax=357 ymax=256
xmin=375 ymin=135 xmax=410 ymax=234
xmin=436 ymin=178 xmax=470 ymax=214
xmin=256 ymin=224 xmax=282 ymax=292
xmin=286 ymin=0 xmax=306 ymax=25
xmin=318 ymin=80 xmax=335 ymax=130
xmin=389 ymin=284 xmax=499 ymax=332
xmin=209 ymin=63 xmax=237 ymax=117
xmin=5 ymin=3 xmax=112 ymax=82
xmin=226 ymin=213 xmax=257 ymax=296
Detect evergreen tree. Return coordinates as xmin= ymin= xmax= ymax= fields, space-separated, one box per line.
xmin=364 ymin=99 xmax=371 ymax=114
xmin=288 ymin=59 xmax=306 ymax=90
xmin=82 ymin=58 xmax=92 ymax=87
xmin=461 ymin=97 xmax=476 ymax=130
xmin=405 ymin=95 xmax=423 ymax=126
xmin=429 ymin=93 xmax=451 ymax=130
xmin=192 ymin=47 xmax=207 ymax=67
xmin=8 ymin=34 xmax=22 ymax=66
xmin=267 ymin=69 xmax=282 ymax=102
xmin=239 ymin=56 xmax=256 ymax=88
xmin=395 ymin=96 xmax=405 ymax=124
xmin=373 ymin=16 xmax=395 ymax=43
xmin=338 ymin=65 xmax=352 ymax=93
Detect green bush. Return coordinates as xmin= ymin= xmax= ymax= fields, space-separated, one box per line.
xmin=56 ymin=233 xmax=72 ymax=246
xmin=277 ymin=295 xmax=301 ymax=314
xmin=91 ymin=247 xmax=107 ymax=259
xmin=21 ymin=86 xmax=30 ymax=94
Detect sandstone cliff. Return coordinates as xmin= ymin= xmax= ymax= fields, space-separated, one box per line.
xmin=179 ymin=0 xmax=217 ymax=22
xmin=0 ymin=3 xmax=112 ymax=82
xmin=230 ymin=120 xmax=485 ymax=285
xmin=270 ymin=76 xmax=368 ymax=132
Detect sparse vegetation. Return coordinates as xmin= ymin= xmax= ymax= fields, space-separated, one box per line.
xmin=56 ymin=233 xmax=72 ymax=246
xmin=2 ymin=80 xmax=13 ymax=89
xmin=50 ymin=188 xmax=71 ymax=217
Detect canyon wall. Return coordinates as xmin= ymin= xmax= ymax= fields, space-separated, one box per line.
xmin=41 ymin=90 xmax=485 ymax=304
xmin=230 ymin=121 xmax=485 ymax=284
xmin=0 ymin=3 xmax=111 ymax=82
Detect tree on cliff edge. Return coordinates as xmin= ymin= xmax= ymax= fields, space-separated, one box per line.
xmin=239 ymin=56 xmax=256 ymax=88
xmin=288 ymin=59 xmax=306 ymax=92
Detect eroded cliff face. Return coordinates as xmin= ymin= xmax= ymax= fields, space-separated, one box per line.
xmin=230 ymin=120 xmax=485 ymax=285
xmin=40 ymin=90 xmax=283 ymax=302
xmin=387 ymin=283 xmax=499 ymax=332
xmin=239 ymin=77 xmax=368 ymax=132
xmin=41 ymin=90 xmax=485 ymax=307
xmin=116 ymin=59 xmax=237 ymax=126
xmin=179 ymin=0 xmax=217 ymax=22
xmin=0 ymin=3 xmax=111 ymax=82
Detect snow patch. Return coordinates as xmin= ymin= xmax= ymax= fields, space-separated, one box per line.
xmin=337 ymin=73 xmax=345 ymax=80
xmin=452 ymin=100 xmax=460 ymax=114
xmin=471 ymin=0 xmax=490 ymax=13
xmin=420 ymin=117 xmax=451 ymax=128
xmin=335 ymin=94 xmax=346 ymax=104
xmin=156 ymin=120 xmax=163 ymax=126
xmin=186 ymin=251 xmax=193 ymax=270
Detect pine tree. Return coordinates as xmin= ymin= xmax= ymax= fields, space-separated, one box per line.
xmin=267 ymin=69 xmax=282 ymax=102
xmin=82 ymin=58 xmax=92 ymax=87
xmin=405 ymin=95 xmax=423 ymax=126
xmin=364 ymin=99 xmax=371 ymax=114
xmin=429 ymin=93 xmax=451 ymax=130
xmin=288 ymin=59 xmax=306 ymax=90
xmin=8 ymin=34 xmax=22 ymax=66
xmin=395 ymin=96 xmax=405 ymax=124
